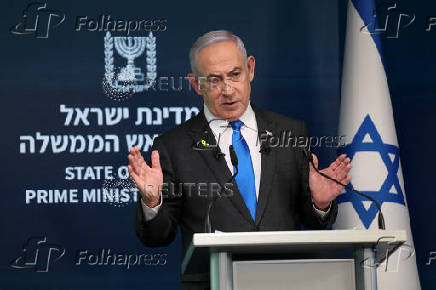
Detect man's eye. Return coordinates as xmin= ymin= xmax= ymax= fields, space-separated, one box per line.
xmin=231 ymin=72 xmax=241 ymax=79
xmin=209 ymin=77 xmax=220 ymax=84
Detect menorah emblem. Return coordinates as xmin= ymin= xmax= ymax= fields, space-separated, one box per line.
xmin=104 ymin=31 xmax=157 ymax=95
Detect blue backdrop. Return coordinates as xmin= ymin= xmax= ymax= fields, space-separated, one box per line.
xmin=1 ymin=0 xmax=435 ymax=289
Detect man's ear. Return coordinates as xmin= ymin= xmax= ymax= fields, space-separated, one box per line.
xmin=187 ymin=73 xmax=204 ymax=96
xmin=247 ymin=56 xmax=255 ymax=82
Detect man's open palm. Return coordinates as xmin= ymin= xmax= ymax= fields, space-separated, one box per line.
xmin=128 ymin=147 xmax=163 ymax=208
xmin=309 ymin=153 xmax=352 ymax=210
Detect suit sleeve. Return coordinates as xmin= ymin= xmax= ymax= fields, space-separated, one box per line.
xmin=134 ymin=136 xmax=184 ymax=247
xmin=297 ymin=121 xmax=338 ymax=230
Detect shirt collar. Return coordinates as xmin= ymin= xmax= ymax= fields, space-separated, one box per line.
xmin=203 ymin=102 xmax=257 ymax=134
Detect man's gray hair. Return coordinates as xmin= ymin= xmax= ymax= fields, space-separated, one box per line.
xmin=189 ymin=30 xmax=247 ymax=75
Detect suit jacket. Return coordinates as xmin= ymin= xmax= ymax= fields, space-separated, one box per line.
xmin=134 ymin=105 xmax=338 ymax=282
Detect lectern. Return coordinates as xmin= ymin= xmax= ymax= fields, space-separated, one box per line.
xmin=181 ymin=230 xmax=406 ymax=290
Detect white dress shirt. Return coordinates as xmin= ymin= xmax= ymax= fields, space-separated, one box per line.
xmin=141 ymin=102 xmax=329 ymax=220
xmin=204 ymin=102 xmax=261 ymax=198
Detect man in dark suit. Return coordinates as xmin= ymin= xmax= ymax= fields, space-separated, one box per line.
xmin=128 ymin=30 xmax=351 ymax=288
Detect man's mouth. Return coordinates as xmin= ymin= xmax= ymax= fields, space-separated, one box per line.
xmin=222 ymin=100 xmax=239 ymax=108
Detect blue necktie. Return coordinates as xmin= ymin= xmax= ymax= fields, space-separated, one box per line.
xmin=229 ymin=120 xmax=257 ymax=221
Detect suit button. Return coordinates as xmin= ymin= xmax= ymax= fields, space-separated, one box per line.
xmin=255 ymin=225 xmax=260 ymax=231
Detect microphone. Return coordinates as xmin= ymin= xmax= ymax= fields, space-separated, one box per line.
xmin=205 ymin=145 xmax=239 ymax=233
xmin=259 ymin=130 xmax=272 ymax=154
xmin=302 ymin=147 xmax=386 ymax=230
xmin=229 ymin=145 xmax=238 ymax=169
xmin=259 ymin=144 xmax=271 ymax=155
xmin=214 ymin=147 xmax=225 ymax=160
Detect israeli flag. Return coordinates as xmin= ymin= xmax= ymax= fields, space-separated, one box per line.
xmin=334 ymin=0 xmax=421 ymax=289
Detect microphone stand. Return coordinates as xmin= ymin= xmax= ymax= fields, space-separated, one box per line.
xmin=204 ymin=145 xmax=239 ymax=233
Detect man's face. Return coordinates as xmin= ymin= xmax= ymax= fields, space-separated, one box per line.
xmin=188 ymin=41 xmax=255 ymax=121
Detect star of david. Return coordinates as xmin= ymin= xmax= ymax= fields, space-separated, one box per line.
xmin=337 ymin=114 xmax=405 ymax=229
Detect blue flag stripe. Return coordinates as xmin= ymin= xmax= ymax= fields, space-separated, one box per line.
xmin=351 ymin=0 xmax=385 ymax=66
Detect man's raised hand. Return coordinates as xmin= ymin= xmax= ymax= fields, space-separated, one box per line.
xmin=128 ymin=147 xmax=163 ymax=208
xmin=309 ymin=153 xmax=352 ymax=210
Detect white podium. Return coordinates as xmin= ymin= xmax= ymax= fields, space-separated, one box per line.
xmin=181 ymin=230 xmax=406 ymax=290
